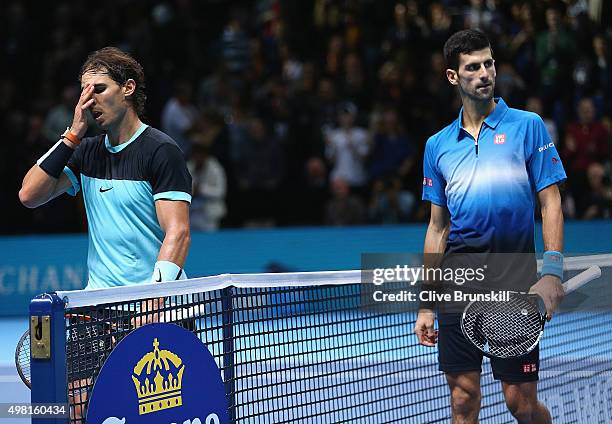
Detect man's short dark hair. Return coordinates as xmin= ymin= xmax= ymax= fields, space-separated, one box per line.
xmin=443 ymin=30 xmax=492 ymax=71
xmin=79 ymin=47 xmax=146 ymax=118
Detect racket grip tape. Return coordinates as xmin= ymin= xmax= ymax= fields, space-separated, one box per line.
xmin=562 ymin=266 xmax=601 ymax=294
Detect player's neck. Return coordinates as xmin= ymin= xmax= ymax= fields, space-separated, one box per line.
xmin=106 ymin=110 xmax=143 ymax=146
xmin=461 ymin=97 xmax=495 ymax=132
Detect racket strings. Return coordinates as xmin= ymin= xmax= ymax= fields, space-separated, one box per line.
xmin=463 ymin=295 xmax=543 ymax=357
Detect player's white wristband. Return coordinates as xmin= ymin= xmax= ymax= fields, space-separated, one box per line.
xmin=151 ymin=260 xmax=183 ymax=283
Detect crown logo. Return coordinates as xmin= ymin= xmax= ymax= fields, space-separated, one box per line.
xmin=132 ymin=338 xmax=185 ymax=415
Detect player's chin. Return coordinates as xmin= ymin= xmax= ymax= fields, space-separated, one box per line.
xmin=473 ymin=88 xmax=494 ymax=101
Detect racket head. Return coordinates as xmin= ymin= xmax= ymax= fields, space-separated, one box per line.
xmin=461 ymin=293 xmax=546 ymax=358
xmin=15 ymin=330 xmax=31 ymax=389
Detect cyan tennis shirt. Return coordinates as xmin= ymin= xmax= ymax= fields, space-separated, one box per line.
xmin=422 ymin=98 xmax=566 ymax=254
xmin=63 ymin=124 xmax=192 ymax=288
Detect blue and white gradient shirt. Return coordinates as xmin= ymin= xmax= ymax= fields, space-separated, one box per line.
xmin=63 ymin=124 xmax=192 ymax=288
xmin=422 ymin=98 xmax=566 ymax=253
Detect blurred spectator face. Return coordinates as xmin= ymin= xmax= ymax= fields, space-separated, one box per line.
xmin=577 ymin=98 xmax=596 ymax=125
xmin=338 ymin=102 xmax=357 ymax=128
xmin=431 ymin=3 xmax=451 ymax=29
xmin=331 ymin=177 xmax=350 ymax=198
xmin=378 ymin=62 xmax=400 ymax=84
xmin=394 ymin=3 xmax=407 ymax=25
xmin=328 ymin=35 xmax=343 ymax=54
xmin=587 ymin=162 xmax=605 ymax=190
xmin=382 ymin=109 xmax=398 ymax=133
xmin=593 ymin=36 xmax=606 ymax=57
xmin=61 ymin=86 xmax=79 ymax=107
xmin=249 ymin=118 xmax=266 ymax=140
xmin=526 ymin=97 xmax=543 ymax=115
xmin=430 ymin=53 xmax=445 ymax=74
xmin=545 ymin=8 xmax=560 ymax=31
xmin=406 ymin=0 xmax=419 ymax=18
xmin=450 ymin=48 xmax=496 ymax=101
xmin=344 ymin=54 xmax=362 ymax=77
xmin=175 ymin=81 xmax=193 ymax=103
xmin=306 ymin=157 xmax=327 ymax=186
xmin=318 ymin=79 xmax=336 ymax=101
xmin=80 ymin=70 xmax=135 ymax=130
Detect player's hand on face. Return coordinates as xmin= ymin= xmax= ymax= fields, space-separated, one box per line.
xmin=70 ymin=84 xmax=95 ymax=139
xmin=529 ymin=275 xmax=565 ymax=321
xmin=414 ymin=309 xmax=438 ymax=347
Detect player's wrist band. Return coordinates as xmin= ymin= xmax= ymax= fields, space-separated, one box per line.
xmin=36 ymin=140 xmax=75 ymax=178
xmin=541 ymin=251 xmax=564 ymax=280
xmin=62 ymin=129 xmax=81 ymax=146
xmin=151 ymin=260 xmax=183 ymax=283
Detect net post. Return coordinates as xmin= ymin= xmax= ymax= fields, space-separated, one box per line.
xmin=29 ymin=293 xmax=67 ymax=423
xmin=221 ymin=287 xmax=236 ymax=423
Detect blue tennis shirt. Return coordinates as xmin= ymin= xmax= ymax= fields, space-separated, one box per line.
xmin=63 ymin=124 xmax=192 ymax=288
xmin=422 ymin=98 xmax=566 ymax=253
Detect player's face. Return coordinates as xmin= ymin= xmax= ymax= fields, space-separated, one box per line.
xmin=448 ymin=48 xmax=496 ymax=102
xmin=80 ymin=71 xmax=130 ymax=130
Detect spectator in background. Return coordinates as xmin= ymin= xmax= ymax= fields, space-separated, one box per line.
xmin=563 ymin=97 xmax=609 ymax=213
xmin=234 ymin=117 xmax=284 ymax=226
xmin=463 ymin=0 xmax=495 ymax=33
xmin=325 ymin=101 xmax=370 ymax=194
xmin=368 ymin=176 xmax=415 ymax=224
xmin=368 ymin=107 xmax=415 ymax=182
xmin=43 ymin=85 xmax=79 ymax=143
xmin=536 ymin=7 xmax=576 ymax=107
xmin=197 ymin=64 xmax=234 ymax=118
xmin=583 ymin=162 xmax=612 ymax=219
xmin=592 ymin=34 xmax=612 ymax=106
xmin=507 ymin=3 xmax=537 ymax=86
xmin=526 ymin=96 xmax=558 ymax=146
xmin=341 ymin=53 xmax=370 ymax=111
xmin=221 ymin=9 xmax=251 ymax=74
xmin=188 ymin=142 xmax=227 ymax=231
xmin=161 ymin=80 xmax=198 ymax=157
xmin=563 ymin=97 xmax=609 ymax=173
xmin=495 ymin=63 xmax=526 ymax=106
xmin=326 ymin=177 xmax=365 ymax=226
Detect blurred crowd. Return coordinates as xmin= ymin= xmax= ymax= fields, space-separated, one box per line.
xmin=2 ymin=0 xmax=611 ymax=234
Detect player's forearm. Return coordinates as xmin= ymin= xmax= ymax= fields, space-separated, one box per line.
xmin=420 ymin=223 xmax=449 ymax=312
xmin=541 ymin=194 xmax=564 ymax=253
xmin=157 ymin=226 xmax=191 ymax=268
xmin=19 ymin=165 xmax=61 ymax=208
xmin=423 ymin=223 xmax=448 ymax=255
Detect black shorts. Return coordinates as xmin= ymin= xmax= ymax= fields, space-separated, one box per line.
xmin=437 ymin=313 xmax=539 ymax=382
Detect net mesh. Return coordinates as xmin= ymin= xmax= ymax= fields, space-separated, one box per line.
xmin=461 ymin=294 xmax=544 ymax=358
xmin=50 ymin=259 xmax=612 ymax=424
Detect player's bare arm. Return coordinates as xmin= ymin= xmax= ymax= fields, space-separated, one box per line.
xmin=414 ymin=203 xmax=449 ymax=347
xmin=155 ymin=199 xmax=191 ymax=268
xmin=529 ymin=184 xmax=565 ymax=320
xmin=19 ymin=84 xmax=94 ymax=208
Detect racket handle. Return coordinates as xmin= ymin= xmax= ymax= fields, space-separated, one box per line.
xmin=562 ymin=266 xmax=601 ymax=294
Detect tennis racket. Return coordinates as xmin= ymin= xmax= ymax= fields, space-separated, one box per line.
xmin=15 ymin=313 xmax=127 ymax=389
xmin=15 ymin=304 xmax=198 ymax=389
xmin=461 ymin=266 xmax=602 ymax=359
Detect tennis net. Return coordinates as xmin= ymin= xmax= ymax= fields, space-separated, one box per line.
xmin=38 ymin=254 xmax=612 ymax=423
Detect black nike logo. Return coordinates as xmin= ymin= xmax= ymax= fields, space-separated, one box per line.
xmin=155 ymin=269 xmax=162 ymax=282
xmin=99 ymin=187 xmax=113 ymax=193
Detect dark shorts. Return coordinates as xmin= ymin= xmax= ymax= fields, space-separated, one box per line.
xmin=437 ymin=313 xmax=539 ymax=382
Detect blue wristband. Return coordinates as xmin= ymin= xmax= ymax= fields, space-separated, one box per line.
xmin=152 ymin=261 xmax=183 ymax=282
xmin=542 ymin=251 xmax=563 ymax=280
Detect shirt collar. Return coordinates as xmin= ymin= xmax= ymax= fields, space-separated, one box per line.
xmin=105 ymin=123 xmax=148 ymax=153
xmin=454 ymin=97 xmax=508 ymax=140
